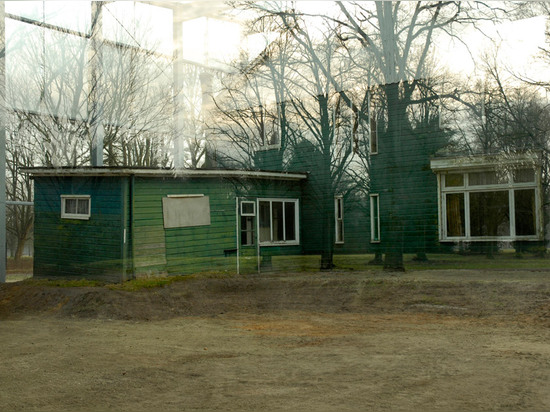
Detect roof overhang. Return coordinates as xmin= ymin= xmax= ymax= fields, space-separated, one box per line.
xmin=430 ymin=153 xmax=541 ymax=173
xmin=21 ymin=167 xmax=308 ymax=181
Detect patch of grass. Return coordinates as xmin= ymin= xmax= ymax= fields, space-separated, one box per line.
xmin=265 ymin=253 xmax=549 ymax=273
xmin=108 ymin=276 xmax=179 ymax=291
xmin=108 ymin=271 xmax=239 ymax=291
xmin=22 ymin=278 xmax=103 ymax=288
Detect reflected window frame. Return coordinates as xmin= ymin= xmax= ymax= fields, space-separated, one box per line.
xmin=437 ymin=166 xmax=542 ymax=242
xmin=257 ymin=198 xmax=300 ymax=246
xmin=61 ymin=195 xmax=91 ymax=220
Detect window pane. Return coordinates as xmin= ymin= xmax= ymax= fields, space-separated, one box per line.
xmin=445 ymin=174 xmax=464 ymax=187
xmin=241 ymin=201 xmax=255 ymax=215
xmin=446 ymin=193 xmax=465 ymax=236
xmin=65 ymin=198 xmax=77 ymax=214
xmin=259 ymin=201 xmax=271 ymax=242
xmin=469 ymin=171 xmax=506 ymax=186
xmin=336 ymin=198 xmax=343 ymax=219
xmin=513 ymin=169 xmax=535 ymax=183
xmin=77 ymin=199 xmax=89 ymax=215
xmin=515 ymin=189 xmax=536 ymax=236
xmin=336 ymin=221 xmax=344 ymax=243
xmin=470 ymin=191 xmax=510 ymax=236
xmin=370 ymin=195 xmax=379 ymax=242
xmin=285 ymin=202 xmax=296 ymax=241
xmin=370 ymin=116 xmax=378 ymax=153
xmin=241 ymin=216 xmax=254 ymax=246
xmin=272 ymin=202 xmax=284 ymax=241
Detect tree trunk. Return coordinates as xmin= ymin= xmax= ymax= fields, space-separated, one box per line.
xmin=381 ymin=82 xmax=408 ymax=272
xmin=14 ymin=236 xmax=26 ymax=262
xmin=318 ymin=95 xmax=335 ymax=271
xmin=369 ymin=251 xmax=383 ymax=265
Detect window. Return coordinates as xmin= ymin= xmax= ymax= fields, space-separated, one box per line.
xmin=436 ymin=166 xmax=541 ymax=241
xmin=240 ymin=200 xmax=256 ymax=246
xmin=256 ymin=105 xmax=281 ymax=150
xmin=369 ymin=95 xmax=378 ymax=154
xmin=241 ymin=201 xmax=256 ymax=216
xmin=445 ymin=193 xmax=465 ymax=237
xmin=335 ymin=196 xmax=344 ymax=244
xmin=258 ymin=199 xmax=299 ymax=245
xmin=370 ymin=194 xmax=380 ymax=243
xmin=444 ymin=173 xmax=464 ymax=187
xmin=162 ymin=195 xmax=211 ymax=228
xmin=61 ymin=195 xmax=91 ymax=220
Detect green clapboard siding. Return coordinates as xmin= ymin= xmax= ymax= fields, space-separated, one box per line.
xmin=33 ymin=172 xmax=310 ymax=279
xmin=133 ymin=176 xmax=237 ymax=275
xmin=133 ymin=176 xmax=306 ymax=275
xmin=237 ymin=178 xmax=303 ymax=258
xmin=369 ymin=98 xmax=448 ymax=255
xmin=33 ymin=176 xmax=125 ymax=281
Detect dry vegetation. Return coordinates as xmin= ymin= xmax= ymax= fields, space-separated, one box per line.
xmin=1 ymin=265 xmax=550 ymax=411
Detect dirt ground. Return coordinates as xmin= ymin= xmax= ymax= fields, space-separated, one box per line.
xmin=1 ymin=269 xmax=550 ymax=411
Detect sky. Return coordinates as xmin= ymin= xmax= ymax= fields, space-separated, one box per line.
xmin=436 ymin=14 xmax=548 ymax=82
xmin=4 ymin=0 xmax=550 ymax=95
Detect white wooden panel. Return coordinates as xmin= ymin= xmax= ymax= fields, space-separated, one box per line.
xmin=162 ymin=196 xmax=211 ymax=228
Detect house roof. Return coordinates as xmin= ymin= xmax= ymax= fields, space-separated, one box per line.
xmin=21 ymin=167 xmax=308 ymax=181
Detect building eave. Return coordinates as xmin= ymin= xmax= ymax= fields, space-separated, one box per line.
xmin=430 ymin=153 xmax=541 ymax=172
xmin=20 ymin=167 xmax=308 ymax=181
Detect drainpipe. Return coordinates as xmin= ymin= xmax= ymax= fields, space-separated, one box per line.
xmin=129 ymin=174 xmax=135 ymax=278
xmin=235 ymin=197 xmax=239 ymax=274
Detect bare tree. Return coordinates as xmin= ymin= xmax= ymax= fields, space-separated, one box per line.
xmin=3 ymin=2 xmax=178 ymax=262
xmin=5 ymin=114 xmax=34 ymax=261
xmin=6 ymin=3 xmax=175 ymax=168
xmin=211 ymin=5 xmax=371 ymax=269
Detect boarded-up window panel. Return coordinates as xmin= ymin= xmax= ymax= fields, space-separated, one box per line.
xmin=162 ymin=196 xmax=211 ymax=229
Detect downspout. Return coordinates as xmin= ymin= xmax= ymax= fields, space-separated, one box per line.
xmin=235 ymin=197 xmax=240 ymax=274
xmin=129 ymin=175 xmax=135 ymax=278
xmin=256 ymin=199 xmax=261 ymax=274
xmin=121 ymin=177 xmax=128 ymax=282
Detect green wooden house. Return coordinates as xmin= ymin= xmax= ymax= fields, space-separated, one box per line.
xmin=27 ymin=167 xmax=372 ymax=281
xmin=27 ymin=152 xmax=546 ymax=282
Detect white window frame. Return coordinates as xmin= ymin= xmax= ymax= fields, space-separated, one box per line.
xmin=240 ymin=201 xmax=256 ymax=216
xmin=257 ymin=198 xmax=300 ymax=246
xmin=61 ymin=195 xmax=91 ymax=220
xmin=370 ymin=194 xmax=380 ymax=243
xmin=437 ymin=168 xmax=542 ymax=242
xmin=335 ymin=196 xmax=344 ymax=244
xmin=256 ymin=104 xmax=282 ymax=151
xmin=368 ymin=92 xmax=378 ymax=155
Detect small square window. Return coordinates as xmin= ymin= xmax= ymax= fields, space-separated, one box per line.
xmin=241 ymin=201 xmax=256 ymax=216
xmin=61 ymin=195 xmax=91 ymax=220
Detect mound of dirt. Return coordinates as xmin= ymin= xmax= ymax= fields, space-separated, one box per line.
xmin=1 ymin=271 xmax=550 ymax=322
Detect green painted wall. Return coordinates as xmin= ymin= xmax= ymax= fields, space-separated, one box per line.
xmin=33 ymin=173 xmax=318 ymax=279
xmin=132 ymin=176 xmax=236 ymax=275
xmin=132 ymin=176 xmax=305 ymax=275
xmin=34 ymin=176 xmax=125 ymax=281
xmin=235 ymin=177 xmax=304 ymax=261
xmin=336 ymin=194 xmax=370 ymax=255
xmin=369 ymin=124 xmax=447 ymax=255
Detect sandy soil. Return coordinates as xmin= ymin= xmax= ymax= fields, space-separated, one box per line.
xmin=1 ymin=269 xmax=550 ymax=411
